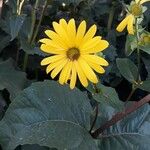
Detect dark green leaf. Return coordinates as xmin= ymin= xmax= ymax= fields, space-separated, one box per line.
xmin=0 ymin=80 xmax=98 ymax=150
xmin=0 ymin=32 xmax=11 ymax=53
xmin=116 ymin=58 xmax=138 ymax=83
xmin=87 ymin=83 xmax=123 ymax=111
xmin=9 ymin=15 xmax=26 ymax=41
xmin=140 ymin=45 xmax=150 ymax=55
xmin=125 ymin=34 xmax=137 ymax=56
xmin=138 ymin=80 xmax=150 ymax=92
xmin=0 ymin=59 xmax=28 ymax=99
xmin=20 ymin=39 xmax=48 ymax=56
xmin=97 ymin=104 xmax=150 ymax=150
xmin=142 ymin=56 xmax=150 ymax=79
xmin=21 ymin=144 xmax=50 ymax=150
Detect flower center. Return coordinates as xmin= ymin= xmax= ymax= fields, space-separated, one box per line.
xmin=143 ymin=36 xmax=150 ymax=44
xmin=131 ymin=4 xmax=142 ymax=16
xmin=67 ymin=48 xmax=80 ymax=60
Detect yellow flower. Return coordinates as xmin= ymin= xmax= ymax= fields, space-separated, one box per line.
xmin=116 ymin=0 xmax=150 ymax=35
xmin=40 ymin=19 xmax=109 ymax=89
xmin=139 ymin=32 xmax=150 ymax=45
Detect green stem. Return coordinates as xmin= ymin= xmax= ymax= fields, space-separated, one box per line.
xmin=92 ymin=84 xmax=100 ymax=93
xmin=23 ymin=53 xmax=28 ymax=71
xmin=126 ymin=87 xmax=136 ymax=101
xmin=137 ymin=46 xmax=141 ymax=81
xmin=29 ymin=0 xmax=40 ymax=42
xmin=89 ymin=104 xmax=99 ymax=134
xmin=107 ymin=2 xmax=116 ymax=31
xmin=22 ymin=0 xmax=40 ymax=71
xmin=31 ymin=0 xmax=48 ymax=43
xmin=135 ymin=18 xmax=141 ymax=82
xmin=15 ymin=0 xmax=25 ymax=66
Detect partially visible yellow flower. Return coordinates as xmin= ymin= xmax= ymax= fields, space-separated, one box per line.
xmin=116 ymin=0 xmax=150 ymax=35
xmin=39 ymin=19 xmax=109 ymax=89
xmin=139 ymin=32 xmax=150 ymax=46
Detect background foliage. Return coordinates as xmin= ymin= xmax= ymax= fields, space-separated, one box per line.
xmin=0 ymin=0 xmax=149 ymax=150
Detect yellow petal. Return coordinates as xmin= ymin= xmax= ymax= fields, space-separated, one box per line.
xmin=82 ymin=40 xmax=109 ymax=54
xmin=65 ymin=61 xmax=73 ymax=83
xmin=53 ymin=21 xmax=72 ymax=47
xmin=40 ymin=44 xmax=65 ymax=54
xmin=135 ymin=0 xmax=140 ymax=3
xmin=44 ymin=30 xmax=68 ymax=49
xmin=39 ymin=38 xmax=62 ymax=49
xmin=86 ymin=61 xmax=105 ymax=74
xmin=70 ymin=63 xmax=77 ymax=89
xmin=67 ymin=19 xmax=76 ymax=46
xmin=75 ymin=20 xmax=86 ymax=47
xmin=81 ymin=24 xmax=97 ymax=44
xmin=80 ymin=36 xmax=102 ymax=52
xmin=59 ymin=61 xmax=72 ymax=85
xmin=82 ymin=55 xmax=109 ymax=66
xmin=74 ymin=61 xmax=88 ymax=87
xmin=127 ymin=15 xmax=134 ymax=35
xmin=78 ymin=58 xmax=98 ymax=83
xmin=116 ymin=15 xmax=131 ymax=32
xmin=46 ymin=58 xmax=66 ymax=74
xmin=50 ymin=59 xmax=68 ymax=79
xmin=59 ymin=19 xmax=68 ymax=31
xmin=41 ymin=55 xmax=66 ymax=66
xmin=140 ymin=0 xmax=150 ymax=4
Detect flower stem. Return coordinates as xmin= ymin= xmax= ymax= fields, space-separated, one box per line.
xmin=23 ymin=53 xmax=28 ymax=71
xmin=15 ymin=0 xmax=25 ymax=66
xmin=31 ymin=0 xmax=48 ymax=43
xmin=126 ymin=87 xmax=136 ymax=101
xmin=135 ymin=18 xmax=141 ymax=82
xmin=107 ymin=1 xmax=116 ymax=31
xmin=91 ymin=94 xmax=150 ymax=138
xmin=89 ymin=104 xmax=99 ymax=134
xmin=22 ymin=0 xmax=40 ymax=71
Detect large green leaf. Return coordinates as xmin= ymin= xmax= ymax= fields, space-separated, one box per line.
xmin=142 ymin=56 xmax=150 ymax=79
xmin=0 ymin=80 xmax=98 ymax=150
xmin=97 ymin=104 xmax=150 ymax=150
xmin=0 ymin=31 xmax=11 ymax=53
xmin=0 ymin=15 xmax=26 ymax=41
xmin=0 ymin=59 xmax=28 ymax=99
xmin=87 ymin=83 xmax=123 ymax=111
xmin=9 ymin=15 xmax=26 ymax=41
xmin=116 ymin=58 xmax=138 ymax=83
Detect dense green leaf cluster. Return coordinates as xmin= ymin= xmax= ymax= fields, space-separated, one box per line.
xmin=0 ymin=0 xmax=150 ymax=150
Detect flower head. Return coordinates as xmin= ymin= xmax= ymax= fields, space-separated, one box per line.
xmin=40 ymin=19 xmax=109 ymax=89
xmin=116 ymin=0 xmax=150 ymax=34
xmin=139 ymin=32 xmax=150 ymax=46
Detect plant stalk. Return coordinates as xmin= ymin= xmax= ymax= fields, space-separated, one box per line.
xmin=107 ymin=2 xmax=116 ymax=31
xmin=16 ymin=0 xmax=25 ymax=66
xmin=22 ymin=0 xmax=40 ymax=71
xmin=89 ymin=104 xmax=99 ymax=134
xmin=91 ymin=94 xmax=150 ymax=138
xmin=135 ymin=18 xmax=141 ymax=82
xmin=31 ymin=0 xmax=48 ymax=43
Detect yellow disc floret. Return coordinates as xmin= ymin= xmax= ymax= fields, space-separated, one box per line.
xmin=131 ymin=4 xmax=142 ymax=16
xmin=67 ymin=48 xmax=80 ymax=60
